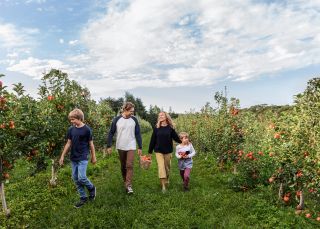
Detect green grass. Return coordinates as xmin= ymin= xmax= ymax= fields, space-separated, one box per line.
xmin=0 ymin=133 xmax=318 ymax=228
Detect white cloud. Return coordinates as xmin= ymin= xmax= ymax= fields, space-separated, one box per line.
xmin=0 ymin=23 xmax=26 ymax=48
xmin=59 ymin=38 xmax=64 ymax=44
xmin=70 ymin=0 xmax=320 ymax=96
xmin=7 ymin=52 xmax=19 ymax=58
xmin=68 ymin=40 xmax=79 ymax=45
xmin=25 ymin=0 xmax=46 ymax=4
xmin=0 ymin=22 xmax=38 ymax=49
xmin=4 ymin=0 xmax=320 ymax=101
xmin=6 ymin=57 xmax=75 ymax=79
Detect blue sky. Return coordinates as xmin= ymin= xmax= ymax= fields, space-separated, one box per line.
xmin=1 ymin=0 xmax=320 ymax=112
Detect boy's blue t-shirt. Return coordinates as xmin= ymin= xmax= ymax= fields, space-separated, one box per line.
xmin=66 ymin=125 xmax=93 ymax=161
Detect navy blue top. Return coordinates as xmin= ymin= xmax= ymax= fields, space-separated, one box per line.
xmin=148 ymin=125 xmax=181 ymax=154
xmin=67 ymin=125 xmax=93 ymax=161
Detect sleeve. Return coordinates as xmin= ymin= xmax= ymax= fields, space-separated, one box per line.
xmin=175 ymin=145 xmax=182 ymax=159
xmin=148 ymin=127 xmax=156 ymax=154
xmin=106 ymin=116 xmax=119 ymax=147
xmin=171 ymin=128 xmax=182 ymax=143
xmin=134 ymin=118 xmax=142 ymax=149
xmin=88 ymin=126 xmax=93 ymax=141
xmin=66 ymin=127 xmax=72 ymax=140
xmin=188 ymin=144 xmax=196 ymax=158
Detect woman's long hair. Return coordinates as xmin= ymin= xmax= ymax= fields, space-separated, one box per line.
xmin=156 ymin=112 xmax=175 ymax=129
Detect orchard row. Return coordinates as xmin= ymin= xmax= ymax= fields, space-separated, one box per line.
xmin=175 ymin=78 xmax=320 ymax=221
xmin=0 ymin=69 xmax=152 ymax=183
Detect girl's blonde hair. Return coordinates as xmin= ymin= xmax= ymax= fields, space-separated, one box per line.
xmin=179 ymin=132 xmax=189 ymax=139
xmin=68 ymin=108 xmax=84 ymax=121
xmin=156 ymin=111 xmax=175 ymax=129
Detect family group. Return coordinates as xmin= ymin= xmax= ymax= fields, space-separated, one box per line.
xmin=59 ymin=102 xmax=196 ymax=208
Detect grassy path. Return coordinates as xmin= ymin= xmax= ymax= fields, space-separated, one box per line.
xmin=0 ymin=133 xmax=317 ymax=228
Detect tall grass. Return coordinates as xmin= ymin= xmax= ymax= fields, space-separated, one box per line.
xmin=0 ymin=133 xmax=317 ymax=228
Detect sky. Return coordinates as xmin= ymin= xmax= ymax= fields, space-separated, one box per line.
xmin=1 ymin=0 xmax=320 ymax=113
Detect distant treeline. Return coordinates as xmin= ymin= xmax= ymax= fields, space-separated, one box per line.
xmin=103 ymin=91 xmax=296 ymax=126
xmin=101 ymin=92 xmax=178 ymax=127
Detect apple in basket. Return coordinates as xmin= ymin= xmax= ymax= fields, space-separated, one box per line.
xmin=140 ymin=155 xmax=152 ymax=169
xmin=141 ymin=155 xmax=151 ymax=161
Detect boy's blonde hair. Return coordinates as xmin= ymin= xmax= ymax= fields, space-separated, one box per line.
xmin=68 ymin=108 xmax=84 ymax=121
xmin=179 ymin=132 xmax=189 ymax=139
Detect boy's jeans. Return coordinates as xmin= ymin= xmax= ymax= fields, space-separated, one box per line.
xmin=71 ymin=160 xmax=94 ymax=199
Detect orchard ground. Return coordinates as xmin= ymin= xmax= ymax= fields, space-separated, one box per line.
xmin=0 ymin=133 xmax=318 ymax=228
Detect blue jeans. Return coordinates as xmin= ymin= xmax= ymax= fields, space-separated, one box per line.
xmin=71 ymin=160 xmax=94 ymax=199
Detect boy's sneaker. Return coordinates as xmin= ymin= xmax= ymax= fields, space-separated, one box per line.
xmin=74 ymin=198 xmax=87 ymax=208
xmin=89 ymin=186 xmax=96 ymax=201
xmin=127 ymin=186 xmax=134 ymax=194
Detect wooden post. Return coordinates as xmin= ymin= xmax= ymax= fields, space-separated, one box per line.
xmin=296 ymin=191 xmax=305 ymax=210
xmin=278 ymin=182 xmax=284 ymax=200
xmin=0 ymin=182 xmax=11 ymax=217
xmin=49 ymin=159 xmax=57 ymax=186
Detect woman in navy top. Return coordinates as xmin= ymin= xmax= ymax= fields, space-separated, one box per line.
xmin=148 ymin=112 xmax=181 ymax=192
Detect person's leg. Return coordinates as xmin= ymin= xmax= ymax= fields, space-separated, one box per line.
xmin=125 ymin=150 xmax=135 ymax=189
xmin=155 ymin=153 xmax=167 ymax=191
xmin=71 ymin=161 xmax=88 ymax=208
xmin=118 ymin=150 xmax=127 ymax=183
xmin=184 ymin=168 xmax=191 ymax=190
xmin=77 ymin=160 xmax=95 ymax=199
xmin=163 ymin=153 xmax=172 ymax=184
xmin=179 ymin=169 xmax=185 ymax=181
xmin=155 ymin=153 xmax=166 ymax=179
xmin=77 ymin=160 xmax=94 ymax=188
xmin=71 ymin=161 xmax=86 ymax=199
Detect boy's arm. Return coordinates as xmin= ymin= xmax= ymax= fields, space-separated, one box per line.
xmin=59 ymin=140 xmax=72 ymax=165
xmin=89 ymin=141 xmax=97 ymax=164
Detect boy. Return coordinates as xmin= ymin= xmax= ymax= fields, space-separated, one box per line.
xmin=59 ymin=108 xmax=97 ymax=208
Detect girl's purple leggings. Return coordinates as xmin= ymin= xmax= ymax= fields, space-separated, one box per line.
xmin=180 ymin=168 xmax=191 ymax=187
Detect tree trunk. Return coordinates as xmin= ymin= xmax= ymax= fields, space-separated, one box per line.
xmin=296 ymin=191 xmax=305 ymax=210
xmin=0 ymin=182 xmax=11 ymax=217
xmin=218 ymin=160 xmax=225 ymax=171
xmin=278 ymin=182 xmax=284 ymax=200
xmin=233 ymin=164 xmax=238 ymax=174
xmin=49 ymin=159 xmax=57 ymax=187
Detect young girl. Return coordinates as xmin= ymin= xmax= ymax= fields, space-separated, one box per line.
xmin=175 ymin=132 xmax=196 ymax=191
